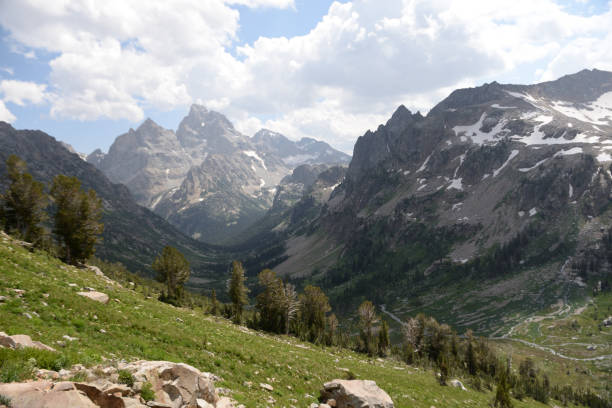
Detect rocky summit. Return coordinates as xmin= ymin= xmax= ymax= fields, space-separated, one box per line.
xmin=88 ymin=105 xmax=349 ymax=245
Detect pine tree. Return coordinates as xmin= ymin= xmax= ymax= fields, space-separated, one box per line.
xmin=299 ymin=285 xmax=330 ymax=343
xmin=358 ymin=300 xmax=379 ymax=356
xmin=152 ymin=245 xmax=190 ymax=304
xmin=256 ymin=269 xmax=283 ymax=332
xmin=493 ymin=371 xmax=513 ymax=408
xmin=0 ymin=155 xmax=48 ymax=244
xmin=210 ymin=289 xmax=219 ymax=316
xmin=228 ymin=260 xmax=249 ymax=324
xmin=466 ymin=331 xmax=477 ymax=376
xmin=378 ymin=319 xmax=390 ymax=357
xmin=50 ymin=175 xmax=103 ymax=264
xmin=326 ymin=313 xmax=339 ymax=346
xmin=280 ymin=282 xmax=299 ymax=335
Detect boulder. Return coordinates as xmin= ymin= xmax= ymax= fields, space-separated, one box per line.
xmin=77 ymin=291 xmax=110 ymax=304
xmin=0 ymin=332 xmax=55 ymax=351
xmin=74 ymin=382 xmax=126 ymax=408
xmin=320 ymin=380 xmax=394 ymax=408
xmin=449 ymin=379 xmax=467 ymax=391
xmin=0 ymin=381 xmax=97 ymax=408
xmin=0 ymin=331 xmax=16 ymax=348
xmin=122 ymin=360 xmax=219 ymax=407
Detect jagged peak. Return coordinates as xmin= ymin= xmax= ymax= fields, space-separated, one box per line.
xmin=137 ymin=118 xmax=161 ymax=131
xmin=253 ymin=128 xmax=287 ymax=141
xmin=188 ymin=104 xmax=208 ymax=116
xmin=386 ymin=104 xmax=415 ymax=128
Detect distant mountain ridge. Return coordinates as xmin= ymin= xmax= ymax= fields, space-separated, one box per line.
xmin=88 ymin=105 xmax=350 ymax=244
xmin=243 ymin=69 xmax=612 ymax=334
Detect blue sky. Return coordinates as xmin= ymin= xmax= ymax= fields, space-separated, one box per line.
xmin=0 ymin=0 xmax=611 ymax=154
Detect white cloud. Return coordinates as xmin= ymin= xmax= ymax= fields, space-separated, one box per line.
xmin=0 ymin=100 xmax=16 ymax=123
xmin=0 ymin=80 xmax=47 ymax=106
xmin=0 ymin=0 xmax=611 ymax=149
xmin=225 ymin=0 xmax=295 ymax=8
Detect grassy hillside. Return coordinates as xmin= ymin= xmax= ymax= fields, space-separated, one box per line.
xmin=0 ymin=232 xmax=569 ymax=408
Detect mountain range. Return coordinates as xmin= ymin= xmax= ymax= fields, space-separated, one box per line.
xmin=1 ymin=68 xmax=611 ymax=335
xmin=87 ymin=105 xmax=350 ymax=244
xmin=236 ymin=68 xmax=612 ymax=333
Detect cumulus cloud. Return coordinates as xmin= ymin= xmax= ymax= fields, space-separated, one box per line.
xmin=0 ymin=0 xmax=610 ymax=149
xmin=225 ymin=0 xmax=295 ymax=8
xmin=0 ymin=80 xmax=47 ymax=106
xmin=0 ymin=100 xmax=16 ymax=123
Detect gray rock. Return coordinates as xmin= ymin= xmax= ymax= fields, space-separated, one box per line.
xmin=77 ymin=291 xmax=109 ymax=304
xmin=259 ymin=383 xmax=274 ymax=391
xmin=321 ymin=379 xmax=394 ymax=408
xmin=449 ymin=379 xmax=467 ymax=391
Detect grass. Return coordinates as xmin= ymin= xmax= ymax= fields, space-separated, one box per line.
xmin=0 ymin=232 xmax=585 ymax=407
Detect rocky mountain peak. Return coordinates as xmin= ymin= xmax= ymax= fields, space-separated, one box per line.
xmin=137 ymin=117 xmax=161 ymax=131
xmin=253 ymin=128 xmax=286 ymax=142
xmin=86 ymin=148 xmax=106 ymax=167
xmin=176 ymin=105 xmax=241 ymax=155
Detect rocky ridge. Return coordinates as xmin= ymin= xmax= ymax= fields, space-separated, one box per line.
xmin=246 ymin=69 xmax=612 ymax=331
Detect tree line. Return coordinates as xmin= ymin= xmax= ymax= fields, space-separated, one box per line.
xmin=0 ymin=155 xmax=103 ymax=264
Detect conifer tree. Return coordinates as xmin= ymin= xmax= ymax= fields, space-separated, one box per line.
xmin=228 ymin=260 xmax=249 ymax=324
xmin=280 ymin=282 xmax=299 ymax=335
xmin=152 ymin=245 xmax=190 ymax=303
xmin=299 ymin=285 xmax=330 ymax=342
xmin=0 ymin=155 xmax=48 ymax=244
xmin=50 ymin=175 xmax=103 ymax=264
xmin=493 ymin=370 xmax=513 ymax=408
xmin=326 ymin=313 xmax=339 ymax=346
xmin=256 ymin=269 xmax=283 ymax=332
xmin=358 ymin=300 xmax=379 ymax=356
xmin=378 ymin=319 xmax=390 ymax=357
xmin=210 ymin=289 xmax=219 ymax=316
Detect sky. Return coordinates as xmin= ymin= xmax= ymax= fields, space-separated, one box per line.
xmin=0 ymin=0 xmax=611 ymax=155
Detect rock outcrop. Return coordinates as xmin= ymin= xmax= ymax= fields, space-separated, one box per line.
xmin=0 ymin=331 xmax=55 ymax=351
xmin=320 ymin=379 xmax=394 ymax=408
xmin=0 ymin=360 xmax=239 ymax=408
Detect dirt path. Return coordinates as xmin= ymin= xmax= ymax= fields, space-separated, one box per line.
xmin=379 ymin=304 xmax=406 ymax=326
xmin=489 ymin=337 xmax=612 ymax=361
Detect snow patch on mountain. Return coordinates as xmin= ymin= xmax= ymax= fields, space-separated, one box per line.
xmin=554 ymin=147 xmax=583 ymax=157
xmin=550 ymin=92 xmax=612 ymax=125
xmin=597 ymin=152 xmax=612 ymax=162
xmin=519 ymin=158 xmax=548 ymax=172
xmin=242 ymin=150 xmax=267 ymax=170
xmin=493 ymin=150 xmax=519 ymax=177
xmin=416 ymin=153 xmax=432 ymax=173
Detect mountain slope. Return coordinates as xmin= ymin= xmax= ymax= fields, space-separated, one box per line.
xmin=252 ymin=69 xmax=612 ymax=333
xmin=0 ymin=232 xmax=572 ymax=408
xmin=0 ymin=122 xmax=221 ymax=279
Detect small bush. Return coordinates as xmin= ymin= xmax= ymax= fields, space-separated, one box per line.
xmin=0 ymin=359 xmax=32 ymax=383
xmin=140 ymin=382 xmax=155 ymax=401
xmin=0 ymin=394 xmax=12 ymax=407
xmin=118 ymin=369 xmax=134 ymax=387
xmin=69 ymin=371 xmax=88 ymax=382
